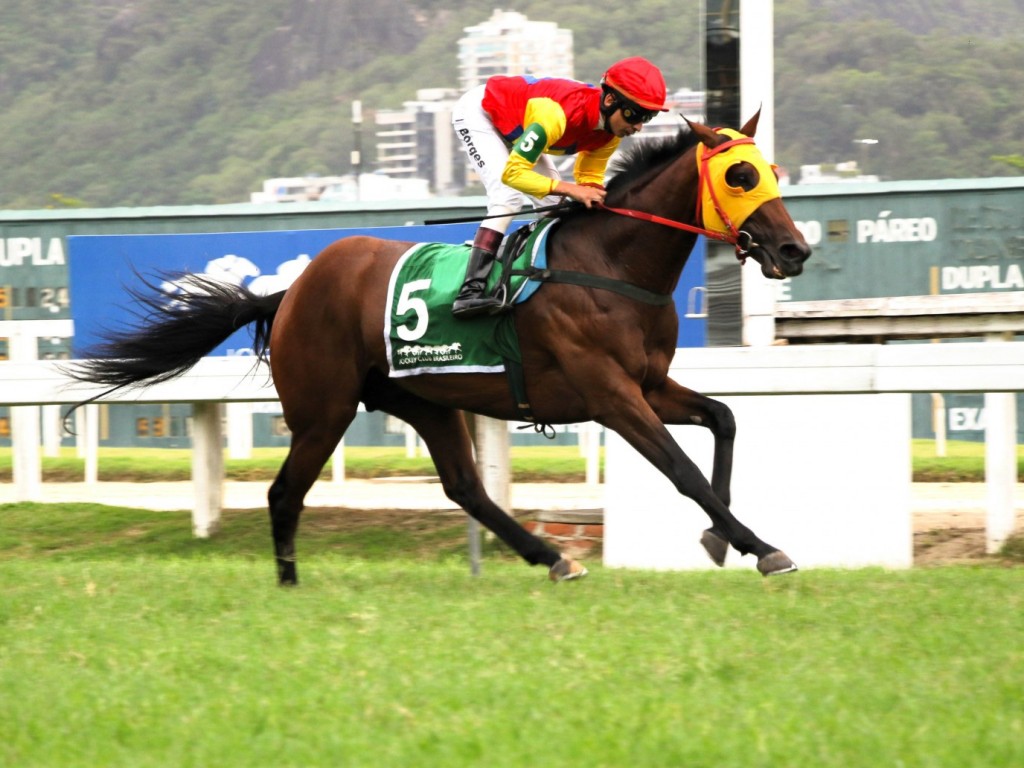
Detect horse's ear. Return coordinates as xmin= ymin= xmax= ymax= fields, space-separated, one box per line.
xmin=682 ymin=114 xmax=718 ymax=144
xmin=740 ymin=107 xmax=762 ymax=137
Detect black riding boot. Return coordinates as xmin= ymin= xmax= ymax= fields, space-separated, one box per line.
xmin=452 ymin=228 xmax=506 ymax=319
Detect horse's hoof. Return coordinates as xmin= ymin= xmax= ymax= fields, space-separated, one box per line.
xmin=549 ymin=557 xmax=588 ymax=582
xmin=277 ymin=559 xmax=298 ymax=586
xmin=700 ymin=529 xmax=728 ymax=567
xmin=757 ymin=550 xmax=798 ymax=577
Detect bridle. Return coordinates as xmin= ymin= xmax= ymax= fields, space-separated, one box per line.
xmin=597 ymin=134 xmax=765 ymax=262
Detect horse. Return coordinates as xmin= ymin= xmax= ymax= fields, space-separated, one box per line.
xmin=65 ymin=112 xmax=811 ymax=585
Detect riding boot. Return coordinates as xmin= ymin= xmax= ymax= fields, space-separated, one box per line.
xmin=452 ymin=227 xmax=506 ymax=318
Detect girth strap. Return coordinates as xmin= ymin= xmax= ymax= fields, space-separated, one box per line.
xmin=502 ymin=355 xmax=555 ymax=438
xmin=499 ymin=236 xmax=671 ymax=434
xmin=512 ymin=267 xmax=673 ymax=306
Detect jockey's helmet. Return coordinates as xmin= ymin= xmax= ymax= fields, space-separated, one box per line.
xmin=602 ymin=57 xmax=669 ymax=112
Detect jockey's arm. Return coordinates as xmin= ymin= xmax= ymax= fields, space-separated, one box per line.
xmin=501 ymin=97 xmax=566 ymax=198
xmin=500 ymin=98 xmax=606 ymax=207
xmin=574 ymin=139 xmax=620 ymax=188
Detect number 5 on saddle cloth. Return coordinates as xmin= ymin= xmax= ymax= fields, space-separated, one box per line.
xmin=382 ymin=219 xmax=553 ymax=422
xmin=383 ymin=219 xmax=553 ymax=377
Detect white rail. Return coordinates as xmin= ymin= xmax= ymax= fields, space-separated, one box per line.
xmin=2 ymin=342 xmax=1020 ymax=552
xmin=3 ymin=341 xmax=1022 ymax=407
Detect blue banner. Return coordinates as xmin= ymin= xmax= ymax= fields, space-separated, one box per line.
xmin=67 ymin=223 xmax=476 ymax=357
xmin=68 ymin=222 xmax=705 ymax=355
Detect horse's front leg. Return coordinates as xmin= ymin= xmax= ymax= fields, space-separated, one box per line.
xmin=594 ymin=382 xmax=795 ymax=576
xmin=645 ymin=379 xmax=737 ymax=567
xmin=646 ymin=379 xmax=735 ymax=507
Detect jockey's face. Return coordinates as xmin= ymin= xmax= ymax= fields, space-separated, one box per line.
xmin=602 ymin=94 xmax=644 ymax=138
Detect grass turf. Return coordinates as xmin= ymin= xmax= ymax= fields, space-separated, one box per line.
xmin=0 ymin=440 xmax=1021 ymax=483
xmin=1 ymin=502 xmax=1023 ymax=767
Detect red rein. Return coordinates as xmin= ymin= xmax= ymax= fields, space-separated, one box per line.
xmin=596 ymin=136 xmax=756 ymax=262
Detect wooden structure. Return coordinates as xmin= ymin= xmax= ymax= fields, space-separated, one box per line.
xmin=775 ymin=292 xmax=1024 ymax=343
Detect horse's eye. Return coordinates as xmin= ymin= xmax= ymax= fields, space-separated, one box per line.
xmin=725 ymin=163 xmax=759 ymax=192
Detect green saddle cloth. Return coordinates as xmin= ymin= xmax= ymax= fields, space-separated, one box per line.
xmin=384 ymin=223 xmax=549 ymax=377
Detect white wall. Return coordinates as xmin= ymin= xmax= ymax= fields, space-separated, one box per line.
xmin=604 ymin=394 xmax=913 ymax=570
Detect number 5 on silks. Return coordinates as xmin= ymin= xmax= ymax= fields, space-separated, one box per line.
xmin=396 ymin=279 xmax=431 ymax=341
xmin=513 ymin=123 xmax=547 ymax=162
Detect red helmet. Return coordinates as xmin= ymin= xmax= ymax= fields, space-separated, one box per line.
xmin=602 ymin=57 xmax=668 ymax=112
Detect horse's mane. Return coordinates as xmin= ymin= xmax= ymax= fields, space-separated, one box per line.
xmin=606 ymin=127 xmax=700 ymax=194
xmin=549 ymin=127 xmax=700 ymax=222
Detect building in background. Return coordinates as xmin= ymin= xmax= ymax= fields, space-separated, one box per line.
xmin=319 ymin=173 xmax=431 ymax=202
xmin=798 ymin=162 xmax=879 ymax=185
xmin=669 ymin=86 xmax=706 ymax=124
xmin=457 ymin=10 xmax=574 ymax=90
xmin=250 ymin=173 xmax=431 ymax=203
xmin=373 ymin=89 xmax=465 ymax=195
xmin=250 ymin=176 xmax=349 ymax=203
xmin=251 ymin=11 xmax=710 ymax=204
xmin=362 ymin=11 xmax=704 ymax=197
xmin=631 ymin=87 xmax=707 ymax=145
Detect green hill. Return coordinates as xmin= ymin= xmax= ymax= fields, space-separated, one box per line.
xmin=0 ymin=0 xmax=1020 ymax=209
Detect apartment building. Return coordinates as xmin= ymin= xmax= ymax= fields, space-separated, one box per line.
xmin=457 ymin=9 xmax=574 ymax=90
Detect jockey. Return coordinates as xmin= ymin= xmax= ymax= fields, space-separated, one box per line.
xmin=450 ymin=56 xmax=669 ymax=318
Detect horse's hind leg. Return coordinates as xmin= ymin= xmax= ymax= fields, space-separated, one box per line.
xmin=372 ymin=386 xmax=583 ymax=580
xmin=269 ymin=405 xmax=355 ymax=585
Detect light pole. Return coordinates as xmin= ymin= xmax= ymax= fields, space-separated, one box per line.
xmin=852 ymin=138 xmax=878 ymax=176
xmin=351 ymin=99 xmax=363 ymax=201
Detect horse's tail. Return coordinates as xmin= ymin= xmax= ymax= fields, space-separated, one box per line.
xmin=62 ymin=273 xmax=285 ymax=393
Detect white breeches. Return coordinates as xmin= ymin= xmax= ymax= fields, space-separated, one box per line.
xmin=452 ymin=84 xmax=563 ymax=234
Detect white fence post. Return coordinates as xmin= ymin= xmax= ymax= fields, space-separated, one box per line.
xmin=82 ymin=404 xmax=99 ymax=484
xmin=9 ymin=328 xmax=42 ymax=501
xmin=191 ymin=401 xmax=224 ymax=537
xmin=42 ymin=405 xmax=62 ymax=458
xmin=332 ymin=438 xmax=346 ymax=483
xmin=985 ymin=332 xmax=1018 ymax=553
xmin=226 ymin=401 xmax=253 ymax=459
xmin=582 ymin=422 xmax=602 ymax=487
xmin=475 ymin=416 xmax=510 ymax=512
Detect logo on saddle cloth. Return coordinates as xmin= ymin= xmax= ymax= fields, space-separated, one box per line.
xmin=697 ymin=128 xmax=781 ymax=235
xmin=384 ymin=220 xmax=556 ymax=378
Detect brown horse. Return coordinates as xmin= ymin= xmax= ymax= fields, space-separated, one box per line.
xmin=66 ymin=112 xmax=810 ymax=584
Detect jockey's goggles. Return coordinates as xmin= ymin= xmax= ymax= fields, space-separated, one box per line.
xmin=619 ymin=100 xmax=658 ymax=124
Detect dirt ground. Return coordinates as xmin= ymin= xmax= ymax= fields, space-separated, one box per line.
xmin=300 ymin=505 xmax=1024 ymax=567
xmin=913 ymin=510 xmax=1024 ymax=565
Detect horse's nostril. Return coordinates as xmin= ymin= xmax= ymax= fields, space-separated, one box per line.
xmin=783 ymin=242 xmax=812 ymax=263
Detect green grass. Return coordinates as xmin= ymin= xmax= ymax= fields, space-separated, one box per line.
xmin=2 ymin=503 xmax=1024 ymax=767
xmin=0 ymin=440 xmax=1020 ymax=484
xmin=912 ymin=438 xmax=1024 ymax=482
xmin=0 ymin=445 xmax=593 ymax=483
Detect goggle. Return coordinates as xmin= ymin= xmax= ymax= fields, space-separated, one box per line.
xmin=619 ymin=101 xmax=658 ymax=125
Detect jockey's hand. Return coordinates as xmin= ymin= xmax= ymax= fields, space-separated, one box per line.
xmin=554 ymin=181 xmax=606 ymax=208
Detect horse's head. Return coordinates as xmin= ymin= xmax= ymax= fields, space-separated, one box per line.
xmin=686 ymin=111 xmax=811 ymax=279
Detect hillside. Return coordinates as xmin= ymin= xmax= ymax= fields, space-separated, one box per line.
xmin=0 ymin=0 xmax=1021 ymax=209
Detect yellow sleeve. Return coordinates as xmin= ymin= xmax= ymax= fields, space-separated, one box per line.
xmin=501 ymin=97 xmax=567 ymax=198
xmin=573 ymin=137 xmax=620 ymax=187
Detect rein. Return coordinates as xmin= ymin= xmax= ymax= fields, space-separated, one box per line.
xmin=596 ymin=202 xmax=754 ymax=260
xmin=596 ymin=136 xmax=762 ymax=262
